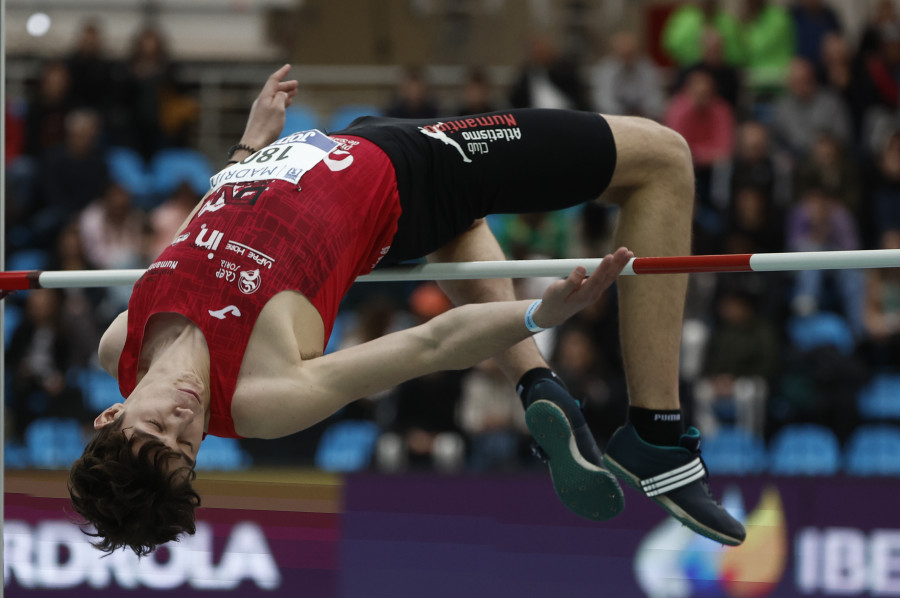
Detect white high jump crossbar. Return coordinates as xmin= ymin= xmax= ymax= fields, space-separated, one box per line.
xmin=1 ymin=249 xmax=900 ymax=292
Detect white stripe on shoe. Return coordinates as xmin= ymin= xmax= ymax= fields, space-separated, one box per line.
xmin=640 ymin=458 xmax=705 ymax=498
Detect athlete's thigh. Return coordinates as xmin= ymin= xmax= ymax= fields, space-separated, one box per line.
xmin=377 ymin=109 xmax=618 ymax=264
xmin=462 ymin=109 xmax=618 ymax=215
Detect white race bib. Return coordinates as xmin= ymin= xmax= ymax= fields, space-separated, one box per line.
xmin=209 ymin=130 xmax=340 ymax=192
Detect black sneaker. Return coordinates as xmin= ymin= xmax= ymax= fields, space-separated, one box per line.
xmin=602 ymin=422 xmax=746 ymax=546
xmin=523 ymin=378 xmax=624 ymax=521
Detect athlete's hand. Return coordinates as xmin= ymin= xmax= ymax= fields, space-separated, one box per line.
xmin=532 ymin=247 xmax=634 ymax=328
xmin=240 ymin=64 xmax=300 ymax=150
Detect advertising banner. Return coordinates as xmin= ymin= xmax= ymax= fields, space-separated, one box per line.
xmin=341 ymin=474 xmax=900 ymax=598
xmin=6 ymin=471 xmax=900 ymax=597
xmin=4 ymin=470 xmax=341 ymax=596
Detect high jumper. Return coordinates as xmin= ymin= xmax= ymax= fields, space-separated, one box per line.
xmin=66 ymin=65 xmax=745 ymax=556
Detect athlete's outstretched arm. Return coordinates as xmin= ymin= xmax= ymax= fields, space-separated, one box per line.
xmin=237 ymin=248 xmax=633 ymax=439
xmin=231 ymin=64 xmax=299 ymax=161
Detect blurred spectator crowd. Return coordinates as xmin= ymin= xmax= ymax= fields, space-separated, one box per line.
xmin=4 ymin=1 xmax=900 ymax=475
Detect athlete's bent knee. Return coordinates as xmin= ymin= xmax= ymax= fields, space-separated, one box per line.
xmin=606 ymin=115 xmax=692 ymax=193
xmin=647 ymin=121 xmax=692 ymax=175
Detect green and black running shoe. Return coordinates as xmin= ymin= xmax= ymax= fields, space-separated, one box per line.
xmin=603 ymin=422 xmax=746 ymax=546
xmin=523 ymin=377 xmax=624 ymax=522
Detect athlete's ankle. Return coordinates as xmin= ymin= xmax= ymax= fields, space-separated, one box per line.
xmin=516 ymin=367 xmax=568 ymax=409
xmin=628 ymin=406 xmax=683 ymax=446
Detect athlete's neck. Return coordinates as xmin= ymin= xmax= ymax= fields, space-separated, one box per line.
xmin=136 ymin=314 xmax=211 ymax=405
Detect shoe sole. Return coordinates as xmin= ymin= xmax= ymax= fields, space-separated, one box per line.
xmin=526 ymin=400 xmax=624 ymax=521
xmin=602 ymin=454 xmax=743 ymax=546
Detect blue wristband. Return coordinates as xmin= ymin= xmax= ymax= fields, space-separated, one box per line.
xmin=525 ymin=300 xmax=548 ymax=333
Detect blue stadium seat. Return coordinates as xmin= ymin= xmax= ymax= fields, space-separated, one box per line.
xmin=769 ymin=424 xmax=841 ymax=475
xmin=70 ymin=367 xmax=124 ymax=413
xmin=150 ymin=148 xmax=213 ymax=199
xmin=195 ymin=436 xmax=252 ymax=471
xmin=844 ymin=425 xmax=900 ymax=476
xmin=701 ymin=427 xmax=768 ymax=475
xmin=280 ymin=105 xmax=320 ymax=136
xmin=4 ymin=441 xmax=30 ymax=469
xmin=107 ymin=146 xmax=153 ymax=202
xmin=787 ymin=312 xmax=855 ymax=355
xmin=315 ymin=420 xmax=379 ymax=472
xmin=328 ymin=104 xmax=381 ymax=131
xmin=5 ymin=303 xmax=23 ymax=349
xmin=6 ymin=248 xmax=50 ymax=271
xmin=324 ymin=312 xmax=351 ymax=355
xmin=25 ymin=418 xmax=86 ymax=468
xmin=858 ymin=374 xmax=900 ymax=420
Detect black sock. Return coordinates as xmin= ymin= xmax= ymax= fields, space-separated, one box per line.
xmin=517 ymin=367 xmax=586 ymax=428
xmin=628 ymin=406 xmax=684 ymax=446
xmin=516 ymin=367 xmax=567 ymax=410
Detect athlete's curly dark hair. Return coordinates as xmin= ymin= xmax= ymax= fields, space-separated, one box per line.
xmin=68 ymin=417 xmax=201 ymax=557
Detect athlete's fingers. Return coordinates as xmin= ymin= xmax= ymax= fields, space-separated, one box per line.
xmin=584 ymin=254 xmax=615 ymax=294
xmin=560 ymin=266 xmax=587 ymax=298
xmin=268 ymin=64 xmax=291 ymax=84
xmin=277 ymin=80 xmax=299 ymax=94
xmin=262 ymin=64 xmax=292 ymax=95
xmin=603 ymin=247 xmax=632 ymax=280
xmin=568 ymin=266 xmax=587 ymax=286
xmin=273 ymin=90 xmax=290 ymax=108
xmin=584 ymin=248 xmax=630 ymax=296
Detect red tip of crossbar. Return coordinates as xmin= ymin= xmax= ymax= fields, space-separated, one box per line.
xmin=632 ymin=254 xmax=753 ymax=274
xmin=0 ymin=271 xmax=43 ymax=292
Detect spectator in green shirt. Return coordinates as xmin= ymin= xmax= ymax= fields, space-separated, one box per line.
xmin=663 ymin=0 xmax=744 ymax=67
xmin=741 ymin=0 xmax=797 ymax=90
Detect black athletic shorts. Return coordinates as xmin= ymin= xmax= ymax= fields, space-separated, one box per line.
xmin=333 ymin=109 xmax=617 ymax=265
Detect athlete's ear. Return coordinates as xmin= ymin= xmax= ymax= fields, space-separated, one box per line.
xmin=94 ymin=403 xmax=125 ymax=429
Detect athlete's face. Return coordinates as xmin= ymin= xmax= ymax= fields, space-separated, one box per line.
xmin=95 ymin=378 xmax=206 ymax=472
